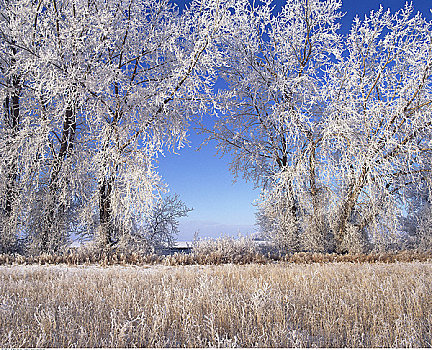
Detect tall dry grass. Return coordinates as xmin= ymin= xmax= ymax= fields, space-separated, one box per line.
xmin=0 ymin=262 xmax=431 ymax=347
xmin=1 ymin=240 xmax=432 ymax=266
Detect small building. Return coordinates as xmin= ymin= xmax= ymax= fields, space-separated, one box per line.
xmin=161 ymin=241 xmax=193 ymax=255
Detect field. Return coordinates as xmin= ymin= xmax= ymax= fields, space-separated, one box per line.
xmin=1 ymin=262 xmax=431 ymax=347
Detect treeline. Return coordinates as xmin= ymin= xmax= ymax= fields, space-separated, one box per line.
xmin=1 ymin=0 xmax=432 ymax=256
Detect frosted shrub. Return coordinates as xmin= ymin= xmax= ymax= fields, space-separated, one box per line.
xmin=339 ymin=224 xmax=370 ymax=254
xmin=0 ymin=220 xmax=18 ymax=254
xmin=192 ymin=235 xmax=264 ymax=263
xmin=301 ymin=217 xmax=332 ymax=253
xmin=417 ymin=207 xmax=432 ymax=252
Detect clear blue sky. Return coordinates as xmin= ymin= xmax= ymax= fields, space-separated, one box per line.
xmin=159 ymin=0 xmax=432 ymax=242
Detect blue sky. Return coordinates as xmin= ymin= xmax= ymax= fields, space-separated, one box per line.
xmin=159 ymin=0 xmax=432 ymax=242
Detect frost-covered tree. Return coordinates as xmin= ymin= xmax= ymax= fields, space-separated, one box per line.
xmin=0 ymin=0 xmax=42 ymax=253
xmin=143 ymin=194 xmax=192 ymax=252
xmin=0 ymin=5 xmax=21 ymax=252
xmin=80 ymin=0 xmax=234 ymax=247
xmin=322 ymin=4 xmax=432 ymax=252
xmin=27 ymin=0 xmax=93 ymax=253
xmin=107 ymin=193 xmax=192 ymax=253
xmin=0 ymin=0 xmax=108 ymax=253
xmin=0 ymin=0 xmax=235 ymax=254
xmin=203 ymin=0 xmax=432 ymax=253
xmin=402 ymin=173 xmax=432 ymax=251
xmin=201 ymin=0 xmax=343 ymax=253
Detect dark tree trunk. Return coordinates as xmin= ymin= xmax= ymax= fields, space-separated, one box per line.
xmin=276 ymin=152 xmax=301 ymax=249
xmin=98 ymin=105 xmax=121 ymax=249
xmin=335 ymin=164 xmax=369 ymax=253
xmin=0 ymin=48 xmax=21 ymax=252
xmin=1 ymin=50 xmax=21 ymax=253
xmin=40 ymin=104 xmax=76 ymax=253
xmin=99 ymin=176 xmax=114 ymax=247
xmin=2 ymin=68 xmax=21 ymax=218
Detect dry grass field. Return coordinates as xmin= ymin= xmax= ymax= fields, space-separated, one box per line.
xmin=1 ymin=262 xmax=431 ymax=347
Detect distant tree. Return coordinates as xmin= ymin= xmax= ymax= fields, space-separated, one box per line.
xmin=112 ymin=193 xmax=192 ymax=253
xmin=144 ymin=194 xmax=192 ymax=251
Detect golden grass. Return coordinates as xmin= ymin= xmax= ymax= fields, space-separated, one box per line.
xmin=1 ymin=262 xmax=431 ymax=347
xmin=1 ymin=249 xmax=432 ymax=266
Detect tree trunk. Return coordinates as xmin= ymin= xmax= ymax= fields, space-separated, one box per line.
xmin=1 ymin=55 xmax=21 ymax=253
xmin=335 ymin=189 xmax=358 ymax=253
xmin=97 ymin=104 xmax=121 ymax=249
xmin=3 ymin=93 xmax=20 ymax=217
xmin=2 ymin=61 xmax=21 ymax=219
xmin=40 ymin=104 xmax=76 ymax=253
xmin=307 ymin=142 xmax=331 ymax=252
xmin=335 ymin=164 xmax=369 ymax=253
xmin=99 ymin=176 xmax=114 ymax=247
